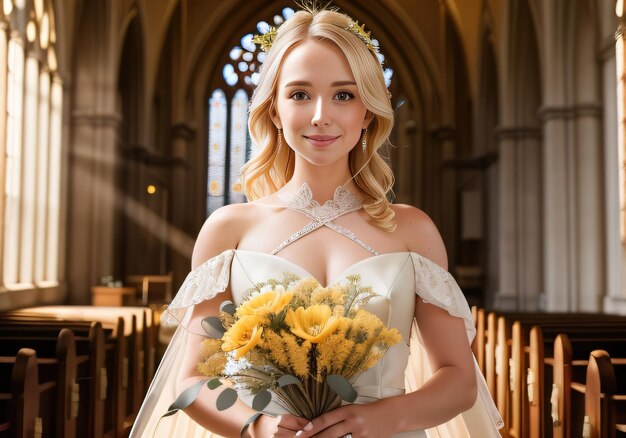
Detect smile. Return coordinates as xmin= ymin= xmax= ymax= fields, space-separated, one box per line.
xmin=304 ymin=136 xmax=340 ymax=147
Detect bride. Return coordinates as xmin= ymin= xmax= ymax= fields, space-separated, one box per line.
xmin=130 ymin=4 xmax=503 ymax=437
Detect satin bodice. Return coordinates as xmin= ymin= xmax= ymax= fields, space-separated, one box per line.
xmin=230 ymin=249 xmax=417 ymax=411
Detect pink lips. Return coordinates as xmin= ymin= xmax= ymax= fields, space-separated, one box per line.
xmin=304 ymin=135 xmax=340 ymax=147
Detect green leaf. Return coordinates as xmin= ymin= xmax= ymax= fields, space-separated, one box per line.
xmin=201 ymin=316 xmax=226 ymax=338
xmin=220 ymin=300 xmax=237 ymax=315
xmin=207 ymin=377 xmax=222 ymax=390
xmin=326 ymin=374 xmax=357 ymax=402
xmin=240 ymin=412 xmax=265 ymax=438
xmin=216 ymin=387 xmax=238 ymax=410
xmin=165 ymin=379 xmax=210 ymax=414
xmin=277 ymin=374 xmax=302 ymax=387
xmin=252 ymin=389 xmax=272 ymax=411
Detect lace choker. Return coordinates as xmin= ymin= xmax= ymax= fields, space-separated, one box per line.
xmin=277 ymin=182 xmax=363 ymax=224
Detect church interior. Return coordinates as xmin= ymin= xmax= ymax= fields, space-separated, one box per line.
xmin=0 ymin=0 xmax=625 ymax=436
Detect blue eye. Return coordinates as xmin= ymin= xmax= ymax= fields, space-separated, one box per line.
xmin=291 ymin=91 xmax=309 ymax=101
xmin=335 ymin=91 xmax=354 ymax=101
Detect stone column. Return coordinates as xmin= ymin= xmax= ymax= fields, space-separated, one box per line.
xmin=574 ymin=104 xmax=604 ymax=312
xmin=494 ymin=127 xmax=542 ymax=310
xmin=539 ymin=107 xmax=571 ymax=311
xmin=68 ymin=110 xmax=120 ymax=303
xmin=603 ymin=28 xmax=626 ymax=314
xmin=170 ymin=122 xmax=195 ymax=286
xmin=432 ymin=126 xmax=457 ymax=270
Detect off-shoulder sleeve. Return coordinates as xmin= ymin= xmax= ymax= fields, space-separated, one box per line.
xmin=407 ymin=252 xmax=504 ymax=435
xmin=410 ymin=252 xmax=476 ymax=343
xmin=161 ymin=249 xmax=235 ymax=328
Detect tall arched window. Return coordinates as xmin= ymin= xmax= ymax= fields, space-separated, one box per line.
xmin=206 ymin=6 xmax=393 ymax=216
xmin=1 ymin=0 xmax=63 ymax=289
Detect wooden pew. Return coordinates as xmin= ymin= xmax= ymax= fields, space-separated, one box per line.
xmin=0 ymin=320 xmax=108 ymax=438
xmin=584 ymin=349 xmax=626 ymax=437
xmin=0 ymin=348 xmax=39 ymax=438
xmin=531 ymin=328 xmax=626 ymax=438
xmin=0 ymin=315 xmax=126 ymax=438
xmin=12 ymin=306 xmax=156 ymax=398
xmin=0 ymin=330 xmax=76 ymax=438
xmin=489 ymin=312 xmax=626 ymax=438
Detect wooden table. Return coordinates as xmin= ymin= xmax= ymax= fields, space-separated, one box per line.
xmin=91 ymin=286 xmax=137 ymax=306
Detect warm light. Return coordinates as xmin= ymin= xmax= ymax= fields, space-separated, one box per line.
xmin=34 ymin=0 xmax=42 ymax=21
xmin=618 ymin=0 xmax=624 ymax=18
xmin=47 ymin=49 xmax=56 ymax=70
xmin=26 ymin=21 xmax=36 ymax=42
xmin=40 ymin=13 xmax=49 ymax=48
xmin=147 ymin=184 xmax=157 ymax=194
xmin=3 ymin=0 xmax=12 ymax=15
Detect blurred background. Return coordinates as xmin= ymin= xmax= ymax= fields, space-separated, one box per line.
xmin=0 ymin=0 xmax=624 ymax=316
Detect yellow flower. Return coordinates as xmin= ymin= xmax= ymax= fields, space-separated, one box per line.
xmin=236 ymin=289 xmax=294 ymax=318
xmin=310 ymin=286 xmax=345 ymax=306
xmin=197 ymin=338 xmax=227 ymax=376
xmin=222 ymin=315 xmax=266 ymax=359
xmin=285 ymin=305 xmax=339 ymax=343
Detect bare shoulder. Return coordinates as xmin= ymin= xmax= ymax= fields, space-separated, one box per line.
xmin=390 ymin=204 xmax=448 ymax=271
xmin=191 ymin=203 xmax=257 ymax=270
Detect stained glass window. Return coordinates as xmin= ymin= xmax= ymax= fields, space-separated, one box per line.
xmin=228 ymin=89 xmax=249 ymax=204
xmin=207 ymin=89 xmax=227 ymax=216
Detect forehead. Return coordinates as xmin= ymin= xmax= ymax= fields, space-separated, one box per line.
xmin=277 ymin=39 xmax=355 ymax=86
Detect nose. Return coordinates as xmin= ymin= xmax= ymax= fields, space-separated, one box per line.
xmin=311 ymin=97 xmax=331 ymax=127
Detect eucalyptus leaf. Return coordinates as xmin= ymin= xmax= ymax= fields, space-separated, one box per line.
xmin=201 ymin=316 xmax=226 ymax=338
xmin=220 ymin=300 xmax=237 ymax=315
xmin=240 ymin=412 xmax=264 ymax=438
xmin=277 ymin=374 xmax=302 ymax=387
xmin=252 ymin=389 xmax=272 ymax=411
xmin=326 ymin=374 xmax=357 ymax=402
xmin=216 ymin=387 xmax=238 ymax=411
xmin=165 ymin=379 xmax=210 ymax=415
xmin=207 ymin=377 xmax=222 ymax=390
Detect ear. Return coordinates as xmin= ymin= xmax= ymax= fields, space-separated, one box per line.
xmin=363 ymin=110 xmax=374 ymax=129
xmin=270 ymin=106 xmax=282 ymax=130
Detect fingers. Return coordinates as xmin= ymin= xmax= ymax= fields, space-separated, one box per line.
xmin=308 ymin=423 xmax=350 ymax=438
xmin=272 ymin=426 xmax=304 ymax=438
xmin=278 ymin=413 xmax=310 ymax=431
xmin=295 ymin=407 xmax=347 ymax=438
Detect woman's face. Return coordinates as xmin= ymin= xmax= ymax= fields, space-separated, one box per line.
xmin=272 ymin=39 xmax=373 ymax=167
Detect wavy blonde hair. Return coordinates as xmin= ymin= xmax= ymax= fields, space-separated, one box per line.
xmin=241 ymin=5 xmax=396 ymax=231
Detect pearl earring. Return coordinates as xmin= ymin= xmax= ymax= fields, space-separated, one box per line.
xmin=361 ymin=128 xmax=368 ymax=153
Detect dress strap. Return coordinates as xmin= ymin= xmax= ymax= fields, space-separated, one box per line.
xmin=271 ymin=183 xmax=380 ymax=256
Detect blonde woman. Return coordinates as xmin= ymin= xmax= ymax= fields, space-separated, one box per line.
xmin=130 ymin=4 xmax=503 ymax=437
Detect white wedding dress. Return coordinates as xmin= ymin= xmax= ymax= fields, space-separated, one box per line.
xmin=130 ymin=186 xmax=503 ymax=437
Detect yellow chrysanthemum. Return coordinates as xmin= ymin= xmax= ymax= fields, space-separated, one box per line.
xmin=200 ymin=338 xmax=223 ymax=358
xmin=236 ymin=289 xmax=294 ymax=318
xmin=285 ymin=305 xmax=340 ymax=343
xmin=310 ymin=286 xmax=344 ymax=306
xmin=197 ymin=338 xmax=227 ymax=376
xmin=222 ymin=315 xmax=266 ymax=359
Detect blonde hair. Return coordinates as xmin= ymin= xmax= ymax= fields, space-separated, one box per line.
xmin=241 ymin=5 xmax=396 ymax=231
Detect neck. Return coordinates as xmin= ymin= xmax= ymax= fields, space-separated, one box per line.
xmin=285 ymin=157 xmax=359 ymax=203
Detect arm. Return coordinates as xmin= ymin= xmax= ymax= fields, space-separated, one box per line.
xmin=177 ymin=205 xmax=307 ymax=437
xmin=297 ymin=206 xmax=477 ymax=437
xmin=385 ymin=205 xmax=477 ymax=430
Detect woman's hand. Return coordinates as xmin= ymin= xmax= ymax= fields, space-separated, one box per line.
xmin=295 ymin=402 xmax=398 ymax=438
xmin=249 ymin=413 xmax=310 ymax=438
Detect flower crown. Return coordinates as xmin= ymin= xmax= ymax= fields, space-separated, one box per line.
xmin=252 ymin=18 xmax=381 ymax=62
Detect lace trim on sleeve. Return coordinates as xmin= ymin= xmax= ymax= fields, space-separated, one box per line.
xmin=409 ymin=252 xmax=476 ymax=342
xmin=161 ymin=249 xmax=235 ymax=327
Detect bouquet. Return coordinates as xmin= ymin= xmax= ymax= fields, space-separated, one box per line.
xmin=166 ymin=273 xmax=402 ymax=421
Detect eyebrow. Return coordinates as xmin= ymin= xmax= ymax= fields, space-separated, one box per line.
xmin=283 ymin=80 xmax=357 ymax=87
